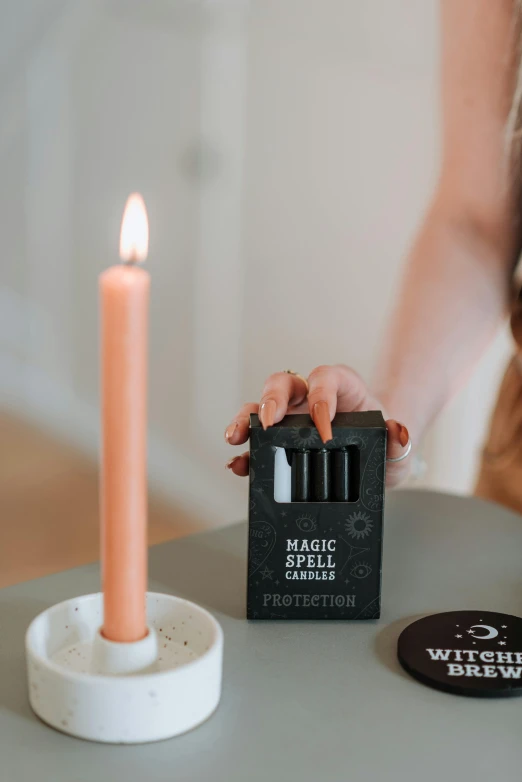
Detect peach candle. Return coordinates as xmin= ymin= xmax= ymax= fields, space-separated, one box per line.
xmin=100 ymin=193 xmax=150 ymax=642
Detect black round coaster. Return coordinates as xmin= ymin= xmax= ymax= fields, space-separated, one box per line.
xmin=398 ymin=611 xmax=522 ymax=698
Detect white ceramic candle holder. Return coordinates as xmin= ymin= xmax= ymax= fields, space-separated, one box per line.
xmin=25 ymin=592 xmax=223 ymax=744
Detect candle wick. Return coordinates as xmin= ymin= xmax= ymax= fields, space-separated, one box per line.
xmin=122 ymin=255 xmax=140 ymax=266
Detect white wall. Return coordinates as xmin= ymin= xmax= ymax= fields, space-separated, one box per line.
xmin=0 ymin=0 xmax=511 ymax=528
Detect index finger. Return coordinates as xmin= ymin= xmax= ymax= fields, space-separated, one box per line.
xmin=258 ymin=371 xmax=309 ymax=430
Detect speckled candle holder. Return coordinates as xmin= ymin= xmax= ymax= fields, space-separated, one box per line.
xmin=25 ymin=592 xmax=223 ymax=743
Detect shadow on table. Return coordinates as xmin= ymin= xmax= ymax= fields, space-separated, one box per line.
xmin=0 ymin=597 xmax=51 ymax=723
xmin=148 ymin=532 xmax=247 ymax=620
xmin=374 ymin=614 xmax=427 ymax=680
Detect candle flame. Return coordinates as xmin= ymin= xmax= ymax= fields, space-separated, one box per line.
xmin=119 ymin=193 xmax=149 ymax=263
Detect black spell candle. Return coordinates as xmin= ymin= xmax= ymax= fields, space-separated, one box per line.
xmin=333 ymin=447 xmax=350 ymax=502
xmin=291 ymin=450 xmax=311 ymax=501
xmin=313 ymin=448 xmax=331 ymax=502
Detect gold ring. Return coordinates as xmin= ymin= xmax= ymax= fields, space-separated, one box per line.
xmin=283 ymin=369 xmax=309 ymax=394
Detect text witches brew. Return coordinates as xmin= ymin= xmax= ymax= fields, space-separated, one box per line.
xmin=427 ymin=648 xmax=522 ymax=679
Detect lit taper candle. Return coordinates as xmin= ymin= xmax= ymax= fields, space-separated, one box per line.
xmin=100 ymin=193 xmax=149 ymax=642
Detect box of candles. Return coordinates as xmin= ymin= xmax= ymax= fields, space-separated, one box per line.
xmin=247 ymin=411 xmax=386 ymax=620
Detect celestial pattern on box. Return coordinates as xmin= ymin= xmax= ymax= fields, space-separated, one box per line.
xmin=247 ymin=411 xmax=386 ymax=620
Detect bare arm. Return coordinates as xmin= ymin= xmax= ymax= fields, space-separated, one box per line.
xmin=374 ymin=0 xmax=522 ymax=445
xmin=226 ymin=0 xmax=522 ymax=485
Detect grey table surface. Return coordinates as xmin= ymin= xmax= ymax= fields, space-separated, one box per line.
xmin=1 ymin=489 xmax=521 ymax=782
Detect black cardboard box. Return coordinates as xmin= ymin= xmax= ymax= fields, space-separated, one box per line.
xmin=247 ymin=411 xmax=386 ymax=620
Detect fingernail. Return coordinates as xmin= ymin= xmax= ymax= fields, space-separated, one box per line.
xmin=225 ymin=422 xmax=238 ymax=443
xmin=259 ymin=399 xmax=276 ymax=430
xmin=312 ymin=400 xmax=333 ymax=443
xmin=397 ymin=423 xmax=410 ymax=448
xmin=226 ymin=456 xmax=241 ymax=470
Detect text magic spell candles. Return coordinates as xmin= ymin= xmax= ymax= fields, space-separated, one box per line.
xmin=100 ymin=193 xmax=150 ymax=642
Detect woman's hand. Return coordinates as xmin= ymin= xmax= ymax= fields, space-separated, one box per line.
xmin=224 ymin=364 xmax=411 ymax=487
